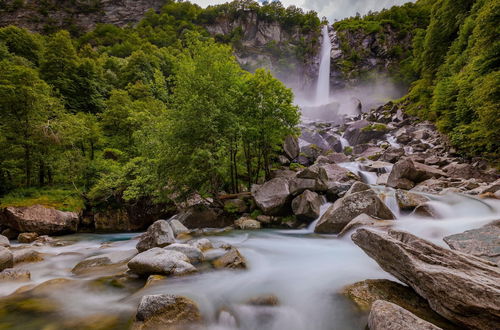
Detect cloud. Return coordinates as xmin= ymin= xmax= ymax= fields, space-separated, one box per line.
xmin=191 ymin=0 xmax=415 ymax=21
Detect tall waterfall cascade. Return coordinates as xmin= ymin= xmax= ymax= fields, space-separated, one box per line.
xmin=315 ymin=25 xmax=332 ymax=106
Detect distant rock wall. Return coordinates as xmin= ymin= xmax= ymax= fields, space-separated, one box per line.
xmin=0 ymin=0 xmax=166 ymax=33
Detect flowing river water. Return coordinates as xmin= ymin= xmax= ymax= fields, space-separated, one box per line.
xmin=2 ymin=186 xmax=499 ymax=330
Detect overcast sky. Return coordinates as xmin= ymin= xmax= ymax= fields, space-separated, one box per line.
xmin=191 ymin=0 xmax=415 ymax=21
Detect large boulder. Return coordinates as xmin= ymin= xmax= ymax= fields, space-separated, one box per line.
xmin=368 ymin=300 xmax=442 ymax=330
xmin=251 ymin=178 xmax=291 ymax=215
xmin=134 ymin=294 xmax=201 ymax=330
xmin=344 ymin=120 xmax=388 ymax=145
xmin=0 ymin=247 xmax=13 ymax=271
xmin=337 ymin=214 xmax=394 ymax=237
xmin=387 ymin=159 xmax=447 ymax=190
xmin=283 ymin=135 xmax=299 ymax=160
xmin=288 ymin=177 xmax=317 ymax=196
xmin=167 ymin=217 xmax=189 ymax=237
xmin=127 ymin=248 xmax=196 ymax=276
xmin=0 ymin=205 xmax=78 ymax=235
xmin=291 ymin=190 xmax=322 ymax=222
xmin=351 ymin=229 xmax=500 ymax=329
xmin=136 ymin=220 xmax=175 ymax=253
xmin=315 ymin=190 xmax=395 ymax=234
xmin=379 ymin=147 xmax=405 ymax=163
xmin=342 ymin=279 xmax=452 ymax=328
xmin=444 ymin=221 xmax=500 ymax=265
xmin=176 ymin=204 xmax=233 ymax=229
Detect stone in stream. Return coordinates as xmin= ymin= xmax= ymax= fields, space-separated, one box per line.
xmin=133 ymin=294 xmax=201 ymax=330
xmin=288 ymin=177 xmax=317 ymax=196
xmin=177 ymin=203 xmax=234 ymax=228
xmin=342 ymin=279 xmax=453 ymax=329
xmin=0 ymin=269 xmax=31 ymax=281
xmin=315 ymin=190 xmax=395 ymax=234
xmin=0 ymin=247 xmax=13 ymax=271
xmin=368 ymin=300 xmax=443 ymax=330
xmin=13 ymin=248 xmax=44 ymax=264
xmin=212 ymin=248 xmax=246 ymax=269
xmin=337 ymin=214 xmax=394 ymax=237
xmin=167 ymin=217 xmax=189 ymax=237
xmin=127 ymin=248 xmax=196 ymax=276
xmin=387 ymin=159 xmax=447 ymax=190
xmin=443 ymin=221 xmax=500 ymax=265
xmin=72 ymin=249 xmax=137 ymax=275
xmin=0 ymin=235 xmax=9 ymax=247
xmin=291 ymin=190 xmax=322 ymax=222
xmin=251 ymin=177 xmax=291 ymax=215
xmin=190 ymin=238 xmax=213 ymax=251
xmin=413 ymin=202 xmax=442 ymax=218
xmin=164 ymin=243 xmax=204 ymax=264
xmin=351 ymin=228 xmax=500 ymax=329
xmin=234 ymin=217 xmax=261 ymax=230
xmin=395 ymin=190 xmax=429 ymax=210
xmin=379 ymin=147 xmax=405 ymax=163
xmin=136 ymin=220 xmax=175 ymax=253
xmin=17 ymin=232 xmax=39 ymax=243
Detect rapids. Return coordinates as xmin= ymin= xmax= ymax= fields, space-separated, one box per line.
xmin=2 ymin=192 xmax=499 ymax=329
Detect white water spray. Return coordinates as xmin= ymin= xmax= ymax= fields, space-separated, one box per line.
xmin=315 ymin=25 xmax=332 ymax=105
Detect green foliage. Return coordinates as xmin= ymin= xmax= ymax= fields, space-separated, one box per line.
xmin=0 ymin=187 xmax=85 ymax=211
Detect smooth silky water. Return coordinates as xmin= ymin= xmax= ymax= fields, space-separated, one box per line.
xmin=2 ymin=193 xmax=499 ymax=330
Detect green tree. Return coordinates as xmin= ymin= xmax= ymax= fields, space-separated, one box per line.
xmin=0 ymin=60 xmax=63 ymax=187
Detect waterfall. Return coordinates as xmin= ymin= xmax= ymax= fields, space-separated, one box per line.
xmin=315 ymin=25 xmax=332 ymax=105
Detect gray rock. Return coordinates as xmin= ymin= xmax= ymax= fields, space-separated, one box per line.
xmin=444 ymin=162 xmax=497 ymax=182
xmin=379 ymin=147 xmax=405 ymax=163
xmin=190 ymin=238 xmax=213 ymax=251
xmin=368 ymin=300 xmax=442 ymax=330
xmin=288 ymin=177 xmax=317 ymax=195
xmin=413 ymin=202 xmax=442 ymax=218
xmin=18 ymin=232 xmax=39 ymax=243
xmin=395 ymin=190 xmax=430 ymax=211
xmin=315 ymin=190 xmax=395 ymax=234
xmin=13 ymin=248 xmax=44 ymax=264
xmin=344 ymin=120 xmax=387 ymax=145
xmin=234 ymin=217 xmax=261 ymax=230
xmin=127 ymin=248 xmax=196 ymax=276
xmin=251 ymin=178 xmax=291 ymax=215
xmin=0 ymin=205 xmax=78 ymax=235
xmin=283 ymin=135 xmax=299 ymax=160
xmin=213 ymin=248 xmax=247 ymax=269
xmin=0 ymin=235 xmax=9 ymax=247
xmin=0 ymin=268 xmax=30 ymax=281
xmin=136 ymin=220 xmax=175 ymax=252
xmin=444 ymin=221 xmax=500 ymax=265
xmin=0 ymin=246 xmax=13 ymax=271
xmin=177 ymin=203 xmax=233 ymax=229
xmin=168 ymin=218 xmax=189 ymax=237
xmin=135 ymin=294 xmax=201 ymax=329
xmin=164 ymin=243 xmax=204 ymax=263
xmin=387 ymin=159 xmax=447 ymax=190
xmin=351 ymin=229 xmax=500 ymax=329
xmin=345 ymin=182 xmax=371 ymax=196
xmin=338 ymin=214 xmax=394 ymax=237
xmin=72 ymin=249 xmax=137 ymax=274
xmin=291 ymin=190 xmax=322 ymax=222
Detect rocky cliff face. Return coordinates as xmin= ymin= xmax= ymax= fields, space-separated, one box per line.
xmin=328 ymin=24 xmax=413 ymax=89
xmin=205 ymin=11 xmax=320 ymax=91
xmin=0 ymin=0 xmax=166 ymax=34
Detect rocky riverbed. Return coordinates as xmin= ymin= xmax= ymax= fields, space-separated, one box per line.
xmin=0 ymin=103 xmax=499 ymax=329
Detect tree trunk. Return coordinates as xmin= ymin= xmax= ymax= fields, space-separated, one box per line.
xmin=38 ymin=160 xmax=45 ymax=186
xmin=24 ymin=144 xmax=31 ymax=187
